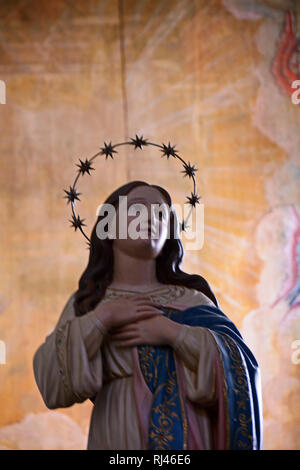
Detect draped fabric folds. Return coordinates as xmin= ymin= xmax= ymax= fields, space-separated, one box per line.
xmin=33 ymin=285 xmax=263 ymax=450
xmin=137 ymin=305 xmax=263 ymax=450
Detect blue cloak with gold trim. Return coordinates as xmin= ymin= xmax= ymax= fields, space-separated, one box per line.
xmin=137 ymin=304 xmax=263 ymax=450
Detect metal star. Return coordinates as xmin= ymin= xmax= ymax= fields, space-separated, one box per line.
xmin=129 ymin=134 xmax=149 ymax=150
xmin=76 ymin=158 xmax=95 ymax=176
xmin=69 ymin=213 xmax=86 ymax=231
xmin=160 ymin=142 xmax=178 ymax=159
xmin=186 ymin=192 xmax=201 ymax=208
xmin=100 ymin=141 xmax=118 ymax=160
xmin=63 ymin=186 xmax=81 ymax=204
xmin=181 ymin=161 xmax=197 ymax=179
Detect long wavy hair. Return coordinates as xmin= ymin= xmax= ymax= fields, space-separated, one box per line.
xmin=73 ymin=180 xmax=218 ymax=316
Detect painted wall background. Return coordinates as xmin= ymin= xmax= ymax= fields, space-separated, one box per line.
xmin=0 ymin=0 xmax=299 ymax=450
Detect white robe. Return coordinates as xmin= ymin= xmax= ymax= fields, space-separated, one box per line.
xmin=33 ymin=284 xmax=219 ymax=449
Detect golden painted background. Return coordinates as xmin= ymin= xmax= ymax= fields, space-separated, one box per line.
xmin=0 ymin=0 xmax=299 ymax=449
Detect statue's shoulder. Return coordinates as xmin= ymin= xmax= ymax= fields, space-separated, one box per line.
xmin=173 ymin=285 xmax=216 ymax=308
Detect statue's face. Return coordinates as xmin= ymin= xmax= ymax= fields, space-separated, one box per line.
xmin=112 ymin=186 xmax=171 ymax=260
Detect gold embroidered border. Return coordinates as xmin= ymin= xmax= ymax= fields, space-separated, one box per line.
xmin=223 ymin=335 xmax=253 ymax=449
xmin=55 ymin=320 xmax=79 ymax=402
xmin=140 ymin=345 xmax=187 ymax=450
xmin=103 ymin=285 xmax=187 ymax=305
xmin=139 ymin=346 xmax=163 ymax=388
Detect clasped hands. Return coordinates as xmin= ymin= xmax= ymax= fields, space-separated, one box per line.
xmin=93 ymin=295 xmax=181 ymax=348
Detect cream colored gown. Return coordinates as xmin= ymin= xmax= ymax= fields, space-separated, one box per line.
xmin=33 ymin=284 xmax=219 ymax=450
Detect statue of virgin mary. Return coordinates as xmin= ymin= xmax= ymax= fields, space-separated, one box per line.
xmin=33 ymin=180 xmax=263 ymax=450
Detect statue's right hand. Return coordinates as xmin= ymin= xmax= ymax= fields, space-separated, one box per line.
xmin=93 ymin=295 xmax=162 ymax=331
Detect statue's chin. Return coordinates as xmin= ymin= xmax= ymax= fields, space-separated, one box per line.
xmin=128 ymin=239 xmax=163 ymax=260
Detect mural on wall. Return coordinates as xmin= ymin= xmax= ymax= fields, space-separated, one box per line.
xmin=223 ymin=0 xmax=300 ymax=449
xmin=0 ymin=0 xmax=299 ymax=449
xmin=272 ymin=5 xmax=300 ymax=97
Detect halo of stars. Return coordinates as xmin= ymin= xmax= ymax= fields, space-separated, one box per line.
xmin=63 ymin=135 xmax=201 ymax=248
